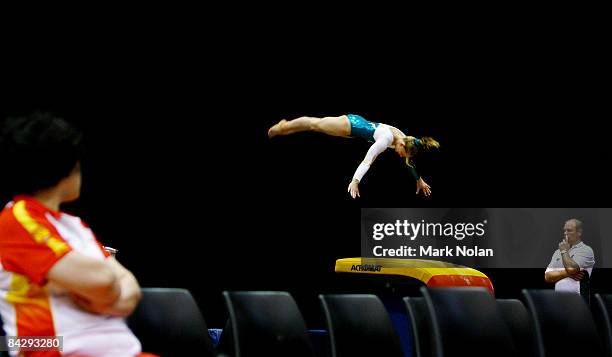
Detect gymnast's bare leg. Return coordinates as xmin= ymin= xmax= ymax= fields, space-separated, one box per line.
xmin=268 ymin=115 xmax=351 ymax=138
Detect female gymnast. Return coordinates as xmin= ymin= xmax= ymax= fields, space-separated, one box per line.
xmin=268 ymin=114 xmax=439 ymax=198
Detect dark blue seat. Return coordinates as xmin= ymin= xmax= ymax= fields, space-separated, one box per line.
xmin=592 ymin=293 xmax=612 ymax=357
xmin=497 ymin=299 xmax=536 ymax=357
xmin=223 ymin=291 xmax=315 ymax=357
xmin=421 ymin=287 xmax=518 ymax=357
xmin=522 ymin=289 xmax=605 ymax=357
xmin=404 ymin=297 xmax=433 ymax=357
xmin=127 ymin=287 xmax=215 ymax=357
xmin=319 ymin=294 xmax=403 ymax=357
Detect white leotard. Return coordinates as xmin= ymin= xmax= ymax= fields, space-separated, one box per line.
xmin=352 ymin=125 xmax=405 ymax=182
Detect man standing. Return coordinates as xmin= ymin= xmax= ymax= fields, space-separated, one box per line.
xmin=545 ymin=219 xmax=595 ymax=297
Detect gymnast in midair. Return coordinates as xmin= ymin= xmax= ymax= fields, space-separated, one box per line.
xmin=268 ymin=114 xmax=439 ymax=198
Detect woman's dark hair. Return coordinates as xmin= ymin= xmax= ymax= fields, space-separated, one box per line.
xmin=0 ymin=112 xmax=83 ymax=196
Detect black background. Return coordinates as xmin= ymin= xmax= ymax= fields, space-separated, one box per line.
xmin=2 ymin=28 xmax=610 ymax=328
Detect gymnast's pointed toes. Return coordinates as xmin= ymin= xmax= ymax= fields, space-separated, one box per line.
xmin=268 ymin=119 xmax=287 ymax=138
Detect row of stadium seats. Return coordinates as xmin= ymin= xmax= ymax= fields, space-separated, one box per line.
xmin=127 ymin=287 xmax=612 ymax=357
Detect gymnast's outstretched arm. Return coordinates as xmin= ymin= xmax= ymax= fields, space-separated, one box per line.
xmin=347 ymin=135 xmax=392 ymax=198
